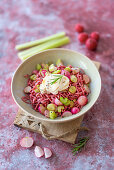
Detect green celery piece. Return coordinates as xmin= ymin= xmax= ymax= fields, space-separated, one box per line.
xmin=15 ymin=32 xmax=66 ymax=51
xmin=19 ymin=36 xmax=70 ymax=61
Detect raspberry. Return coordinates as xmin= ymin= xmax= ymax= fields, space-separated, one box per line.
xmin=75 ymin=24 xmax=84 ymax=33
xmin=78 ymin=32 xmax=88 ymax=43
xmin=90 ymin=32 xmax=99 ymax=41
xmin=86 ymin=38 xmax=97 ymax=50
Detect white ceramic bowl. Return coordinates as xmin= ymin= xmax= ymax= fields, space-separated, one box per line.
xmin=11 ymin=48 xmax=101 ymax=123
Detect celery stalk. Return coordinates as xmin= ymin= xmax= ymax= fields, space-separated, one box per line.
xmin=15 ymin=32 xmax=66 ymax=51
xmin=18 ymin=36 xmax=70 ymax=61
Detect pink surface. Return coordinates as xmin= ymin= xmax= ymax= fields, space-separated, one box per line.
xmin=0 ymin=0 xmax=114 ymax=169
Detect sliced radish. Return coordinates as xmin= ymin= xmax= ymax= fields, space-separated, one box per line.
xmin=38 ymin=104 xmax=46 ymax=115
xmin=44 ymin=110 xmax=50 ymax=118
xmin=35 ymin=146 xmax=44 ymax=158
xmin=84 ymin=85 xmax=90 ymax=93
xmin=41 ymin=70 xmax=47 ymax=77
xmin=77 ymin=96 xmax=88 ymax=106
xmin=61 ymin=70 xmax=70 ymax=79
xmin=71 ymin=107 xmax=80 ymax=114
xmin=83 ymin=74 xmax=90 ymax=84
xmin=20 ymin=137 xmax=34 ymax=148
xmin=44 ymin=147 xmax=52 ymax=159
xmin=62 ymin=111 xmax=72 ymax=117
xmin=24 ymin=86 xmax=31 ymax=93
xmin=32 ymin=70 xmax=38 ymax=75
xmin=54 ymin=98 xmax=63 ymax=106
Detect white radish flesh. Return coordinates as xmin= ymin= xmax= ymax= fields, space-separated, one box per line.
xmin=35 ymin=146 xmax=44 ymax=158
xmin=20 ymin=137 xmax=34 ymax=148
xmin=44 ymin=147 xmax=52 ymax=158
xmin=62 ymin=111 xmax=72 ymax=117
xmin=24 ymin=86 xmax=31 ymax=93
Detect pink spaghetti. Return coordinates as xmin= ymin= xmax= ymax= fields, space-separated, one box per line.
xmin=22 ymin=61 xmax=91 ymax=119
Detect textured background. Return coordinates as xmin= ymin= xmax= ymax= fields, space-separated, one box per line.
xmin=0 ymin=0 xmax=114 ymax=169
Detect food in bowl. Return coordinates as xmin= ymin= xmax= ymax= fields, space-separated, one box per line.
xmin=22 ymin=59 xmax=91 ymax=119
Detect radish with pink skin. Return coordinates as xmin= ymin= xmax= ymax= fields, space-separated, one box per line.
xmin=77 ymin=96 xmax=88 ymax=106
xmin=62 ymin=111 xmax=72 ymax=117
xmin=44 ymin=147 xmax=52 ymax=158
xmin=61 ymin=70 xmax=70 ymax=79
xmin=54 ymin=98 xmax=63 ymax=106
xmin=71 ymin=107 xmax=80 ymax=114
xmin=83 ymin=74 xmax=90 ymax=84
xmin=41 ymin=70 xmax=47 ymax=77
xmin=35 ymin=146 xmax=44 ymax=158
xmin=32 ymin=70 xmax=38 ymax=75
xmin=84 ymin=85 xmax=90 ymax=93
xmin=20 ymin=137 xmax=34 ymax=148
xmin=24 ymin=86 xmax=31 ymax=93
xmin=44 ymin=110 xmax=50 ymax=118
xmin=38 ymin=104 xmax=46 ymax=115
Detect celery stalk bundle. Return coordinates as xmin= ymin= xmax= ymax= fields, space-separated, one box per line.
xmin=15 ymin=32 xmax=70 ymax=61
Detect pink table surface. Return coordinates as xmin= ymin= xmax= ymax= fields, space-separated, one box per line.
xmin=0 ymin=0 xmax=114 ymax=169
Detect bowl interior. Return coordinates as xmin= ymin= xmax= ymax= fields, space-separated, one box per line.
xmin=11 ymin=49 xmax=101 ymax=123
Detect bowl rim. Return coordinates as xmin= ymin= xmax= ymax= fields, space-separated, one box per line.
xmin=11 ymin=48 xmax=101 ymax=123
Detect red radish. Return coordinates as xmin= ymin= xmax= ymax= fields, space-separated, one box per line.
xmin=32 ymin=70 xmax=38 ymax=75
xmin=86 ymin=38 xmax=97 ymax=50
xmin=84 ymin=85 xmax=90 ymax=93
xmin=34 ymin=146 xmax=44 ymax=158
xmin=38 ymin=104 xmax=46 ymax=115
xmin=78 ymin=32 xmax=88 ymax=43
xmin=40 ymin=70 xmax=47 ymax=77
xmin=61 ymin=70 xmax=70 ymax=79
xmin=75 ymin=24 xmax=84 ymax=33
xmin=90 ymin=32 xmax=99 ymax=41
xmin=77 ymin=96 xmax=88 ymax=106
xmin=20 ymin=137 xmax=34 ymax=148
xmin=44 ymin=147 xmax=52 ymax=159
xmin=54 ymin=98 xmax=63 ymax=106
xmin=83 ymin=74 xmax=90 ymax=84
xmin=71 ymin=107 xmax=80 ymax=114
xmin=24 ymin=86 xmax=31 ymax=93
xmin=44 ymin=110 xmax=50 ymax=118
xmin=62 ymin=111 xmax=72 ymax=117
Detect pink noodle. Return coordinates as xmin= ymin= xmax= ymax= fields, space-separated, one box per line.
xmin=22 ymin=66 xmax=90 ymax=117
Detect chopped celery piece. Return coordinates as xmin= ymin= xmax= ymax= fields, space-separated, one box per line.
xmin=52 ymin=70 xmax=61 ymax=74
xmin=64 ymin=100 xmax=71 ymax=106
xmin=30 ymin=75 xmax=37 ymax=81
xmin=36 ymin=64 xmax=41 ymax=71
xmin=56 ymin=59 xmax=63 ymax=66
xmin=49 ymin=111 xmax=57 ymax=119
xmin=69 ymin=86 xmax=76 ymax=93
xmin=58 ymin=106 xmax=64 ymax=112
xmin=64 ymin=67 xmax=71 ymax=72
xmin=60 ymin=97 xmax=68 ymax=105
xmin=16 ymin=32 xmax=66 ymax=51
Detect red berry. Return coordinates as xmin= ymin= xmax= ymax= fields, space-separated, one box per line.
xmin=86 ymin=38 xmax=97 ymax=50
xmin=78 ymin=32 xmax=88 ymax=43
xmin=75 ymin=24 xmax=84 ymax=33
xmin=90 ymin=32 xmax=99 ymax=41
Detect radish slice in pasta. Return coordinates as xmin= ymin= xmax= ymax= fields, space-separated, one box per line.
xmin=24 ymin=86 xmax=31 ymax=93
xmin=62 ymin=111 xmax=72 ymax=117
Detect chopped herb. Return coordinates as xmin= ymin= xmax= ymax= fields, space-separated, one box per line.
xmin=50 ymin=74 xmax=63 ymax=85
